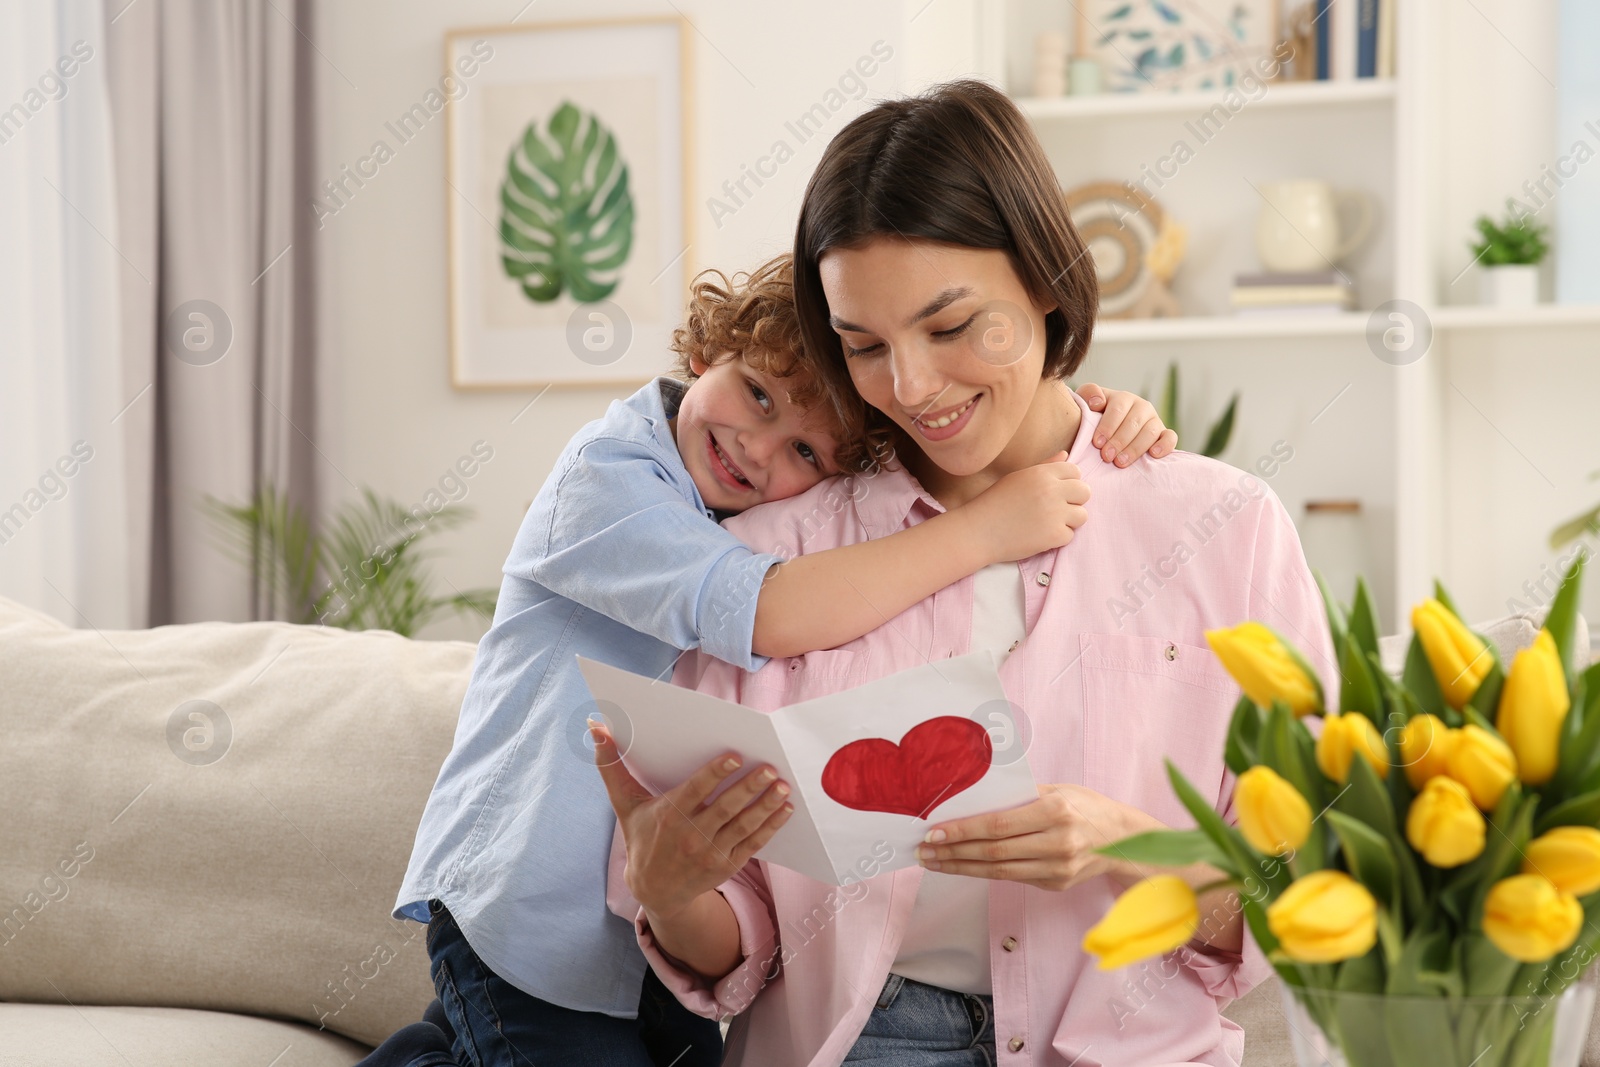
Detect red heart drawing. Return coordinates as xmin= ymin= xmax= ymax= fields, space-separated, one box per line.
xmin=821 ymin=716 xmax=993 ymax=819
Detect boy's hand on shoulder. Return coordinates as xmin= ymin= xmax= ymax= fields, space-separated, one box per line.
xmin=964 ymin=451 xmax=1089 ymax=563
xmin=1078 ymin=383 xmax=1178 ymax=467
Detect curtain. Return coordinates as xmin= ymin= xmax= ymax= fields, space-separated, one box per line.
xmin=107 ymin=0 xmax=319 ymax=624
xmin=0 ymin=0 xmax=138 ymax=629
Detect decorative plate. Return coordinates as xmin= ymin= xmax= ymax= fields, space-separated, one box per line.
xmin=1065 ymin=181 xmax=1167 ymax=319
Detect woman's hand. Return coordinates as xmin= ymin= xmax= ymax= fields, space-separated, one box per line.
xmin=593 ymin=724 xmax=793 ymax=921
xmin=1077 ymin=383 xmax=1178 ymax=467
xmin=915 ymin=783 xmax=1160 ymax=892
xmin=918 ymin=783 xmax=1246 ymax=953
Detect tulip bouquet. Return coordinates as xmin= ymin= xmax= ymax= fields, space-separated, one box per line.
xmin=1083 ymin=560 xmax=1600 ymax=1067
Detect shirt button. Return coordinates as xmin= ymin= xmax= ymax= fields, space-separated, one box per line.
xmin=1002 ymin=936 xmax=1018 ymax=951
xmin=1165 ymin=642 xmax=1178 ymax=661
xmin=1009 ymin=1037 xmax=1026 ymax=1053
xmin=1036 ymin=572 xmax=1051 ymax=586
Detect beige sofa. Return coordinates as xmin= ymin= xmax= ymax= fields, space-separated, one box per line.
xmin=0 ymin=594 xmax=1590 ymax=1065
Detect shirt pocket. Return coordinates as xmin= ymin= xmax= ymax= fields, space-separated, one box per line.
xmin=738 ymin=648 xmax=866 ymax=710
xmin=1077 ymin=632 xmax=1240 ymax=831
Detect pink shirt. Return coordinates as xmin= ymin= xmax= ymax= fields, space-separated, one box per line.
xmin=620 ymin=394 xmax=1336 ymax=1067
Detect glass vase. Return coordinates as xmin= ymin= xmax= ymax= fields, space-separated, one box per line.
xmin=1279 ymin=981 xmax=1597 ymax=1067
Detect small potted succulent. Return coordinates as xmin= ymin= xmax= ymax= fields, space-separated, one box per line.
xmin=1471 ymin=201 xmax=1550 ymax=308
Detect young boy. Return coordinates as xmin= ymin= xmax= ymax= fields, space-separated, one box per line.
xmin=373 ymin=255 xmax=1172 ymax=1067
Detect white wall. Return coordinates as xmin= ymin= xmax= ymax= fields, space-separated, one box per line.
xmin=312 ymin=0 xmax=905 ymax=639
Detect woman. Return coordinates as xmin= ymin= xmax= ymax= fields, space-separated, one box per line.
xmin=599 ymin=80 xmax=1334 ymax=1067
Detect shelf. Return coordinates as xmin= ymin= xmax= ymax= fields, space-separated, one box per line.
xmin=1431 ymin=304 xmax=1600 ymax=330
xmin=1091 ymin=313 xmax=1370 ymax=343
xmin=1016 ymin=79 xmax=1398 ymax=122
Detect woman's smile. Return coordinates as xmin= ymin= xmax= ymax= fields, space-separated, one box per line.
xmin=910 ymin=394 xmax=980 ymax=440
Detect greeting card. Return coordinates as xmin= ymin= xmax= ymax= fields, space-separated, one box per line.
xmin=576 ymin=652 xmax=1039 ymax=885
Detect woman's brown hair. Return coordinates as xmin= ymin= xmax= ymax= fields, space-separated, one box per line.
xmin=792 ymin=79 xmax=1099 ymax=463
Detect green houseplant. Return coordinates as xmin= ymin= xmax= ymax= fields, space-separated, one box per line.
xmin=1149 ymin=361 xmax=1238 ymax=458
xmin=203 ymin=486 xmax=496 ymax=637
xmin=1471 ymin=202 xmax=1550 ymax=308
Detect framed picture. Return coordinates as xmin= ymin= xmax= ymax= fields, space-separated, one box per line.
xmin=1079 ymin=0 xmax=1282 ymax=93
xmin=445 ymin=17 xmax=692 ymax=389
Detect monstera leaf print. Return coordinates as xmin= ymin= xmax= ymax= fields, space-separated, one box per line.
xmin=499 ymin=101 xmax=634 ymax=303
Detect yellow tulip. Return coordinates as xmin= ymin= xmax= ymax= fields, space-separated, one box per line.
xmin=1082 ymin=875 xmax=1199 ymax=971
xmin=1496 ymin=630 xmax=1571 ymax=787
xmin=1523 ymin=826 xmax=1600 ymax=898
xmin=1411 ymin=598 xmax=1493 ymax=710
xmin=1399 ymin=714 xmax=1455 ymax=789
xmin=1482 ymin=874 xmax=1582 ymax=963
xmin=1446 ymin=725 xmax=1518 ymax=810
xmin=1235 ymin=766 xmax=1312 ymax=855
xmin=1316 ymin=713 xmax=1390 ymax=784
xmin=1205 ymin=622 xmax=1322 ymax=716
xmin=1267 ymin=870 xmax=1378 ymax=963
xmin=1405 ymin=776 xmax=1485 ymax=868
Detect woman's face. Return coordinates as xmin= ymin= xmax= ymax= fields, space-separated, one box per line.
xmin=818 ymin=238 xmax=1054 ymax=479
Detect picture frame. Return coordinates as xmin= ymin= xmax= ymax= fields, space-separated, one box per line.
xmin=445 ymin=17 xmax=693 ymax=389
xmin=1078 ymin=0 xmax=1282 ymax=93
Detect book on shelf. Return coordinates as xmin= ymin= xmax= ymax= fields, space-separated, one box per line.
xmin=1234 ymin=304 xmax=1351 ymax=317
xmin=1309 ymin=0 xmax=1395 ymax=81
xmin=1232 ymin=270 xmax=1354 ymax=314
xmin=1332 ymin=0 xmax=1360 ymax=79
xmin=1358 ymin=0 xmax=1379 ymax=77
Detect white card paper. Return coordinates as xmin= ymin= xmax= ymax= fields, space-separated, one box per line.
xmin=577 ymin=652 xmax=1038 ymax=885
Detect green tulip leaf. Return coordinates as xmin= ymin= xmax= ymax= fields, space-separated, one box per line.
xmin=1432 ymin=579 xmax=1466 ymax=620
xmin=1334 ymin=947 xmax=1385 ymax=994
xmin=499 ymin=100 xmax=635 ymax=303
xmin=1348 ymin=577 xmax=1381 ymax=661
xmin=1462 ymin=930 xmax=1521 ymax=997
xmin=1314 ymin=569 xmax=1349 ymax=653
xmin=1223 ymin=695 xmax=1262 ymax=776
xmin=1340 ymin=636 xmax=1383 ymax=723
xmin=1402 ymin=634 xmax=1449 ymax=723
xmin=1336 ymin=752 xmax=1398 ymax=839
xmin=1095 ymin=828 xmax=1230 ymax=870
xmin=1164 ymin=759 xmax=1288 ymax=903
xmin=1466 ymin=656 xmax=1505 ymax=723
xmin=1532 ymin=788 xmax=1600 ymax=835
xmin=1326 ymin=810 xmax=1398 ymax=915
xmin=1544 ymin=554 xmax=1587 ymax=683
xmin=1386 ymin=924 xmax=1451 ymax=996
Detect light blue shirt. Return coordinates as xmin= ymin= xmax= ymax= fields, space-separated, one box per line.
xmin=396 ymin=377 xmax=780 ymax=1017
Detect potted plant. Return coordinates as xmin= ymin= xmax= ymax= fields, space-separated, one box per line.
xmin=1471 ymin=202 xmax=1550 ymax=308
xmin=202 ymin=485 xmax=497 ymax=636
xmin=1084 ymin=561 xmax=1600 ymax=1066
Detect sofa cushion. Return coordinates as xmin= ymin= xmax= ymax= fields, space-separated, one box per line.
xmin=0 ymin=596 xmax=474 ymax=1047
xmin=0 ymin=1003 xmax=370 ymax=1066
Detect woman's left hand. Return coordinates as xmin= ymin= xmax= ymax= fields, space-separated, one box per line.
xmin=916 ymin=783 xmax=1160 ymax=892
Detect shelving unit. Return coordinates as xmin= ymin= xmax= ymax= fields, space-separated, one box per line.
xmin=904 ymin=0 xmax=1600 ymax=633
xmin=1015 ymin=78 xmax=1397 ymax=121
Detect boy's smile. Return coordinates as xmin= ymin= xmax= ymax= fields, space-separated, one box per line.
xmin=673 ymin=352 xmax=842 ymax=513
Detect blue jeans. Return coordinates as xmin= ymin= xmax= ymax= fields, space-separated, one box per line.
xmin=425 ymin=899 xmax=722 ymax=1067
xmin=844 ymin=974 xmax=997 ymax=1066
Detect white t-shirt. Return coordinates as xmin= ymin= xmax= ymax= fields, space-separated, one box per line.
xmin=889 ymin=562 xmax=1027 ymax=996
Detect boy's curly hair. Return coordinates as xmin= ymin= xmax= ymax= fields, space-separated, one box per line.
xmin=671 ymin=254 xmax=888 ymax=476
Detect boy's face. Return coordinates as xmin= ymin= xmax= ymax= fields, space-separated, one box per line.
xmin=673 ymin=352 xmax=842 ymax=513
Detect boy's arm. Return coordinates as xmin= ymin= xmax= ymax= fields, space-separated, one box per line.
xmin=752 ymin=453 xmax=1089 ymax=659
xmin=518 ymin=437 xmax=781 ymax=671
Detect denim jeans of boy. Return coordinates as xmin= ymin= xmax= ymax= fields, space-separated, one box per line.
xmin=843 ymin=973 xmax=997 ymax=1066
xmin=426 ymin=899 xmax=722 ymax=1067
